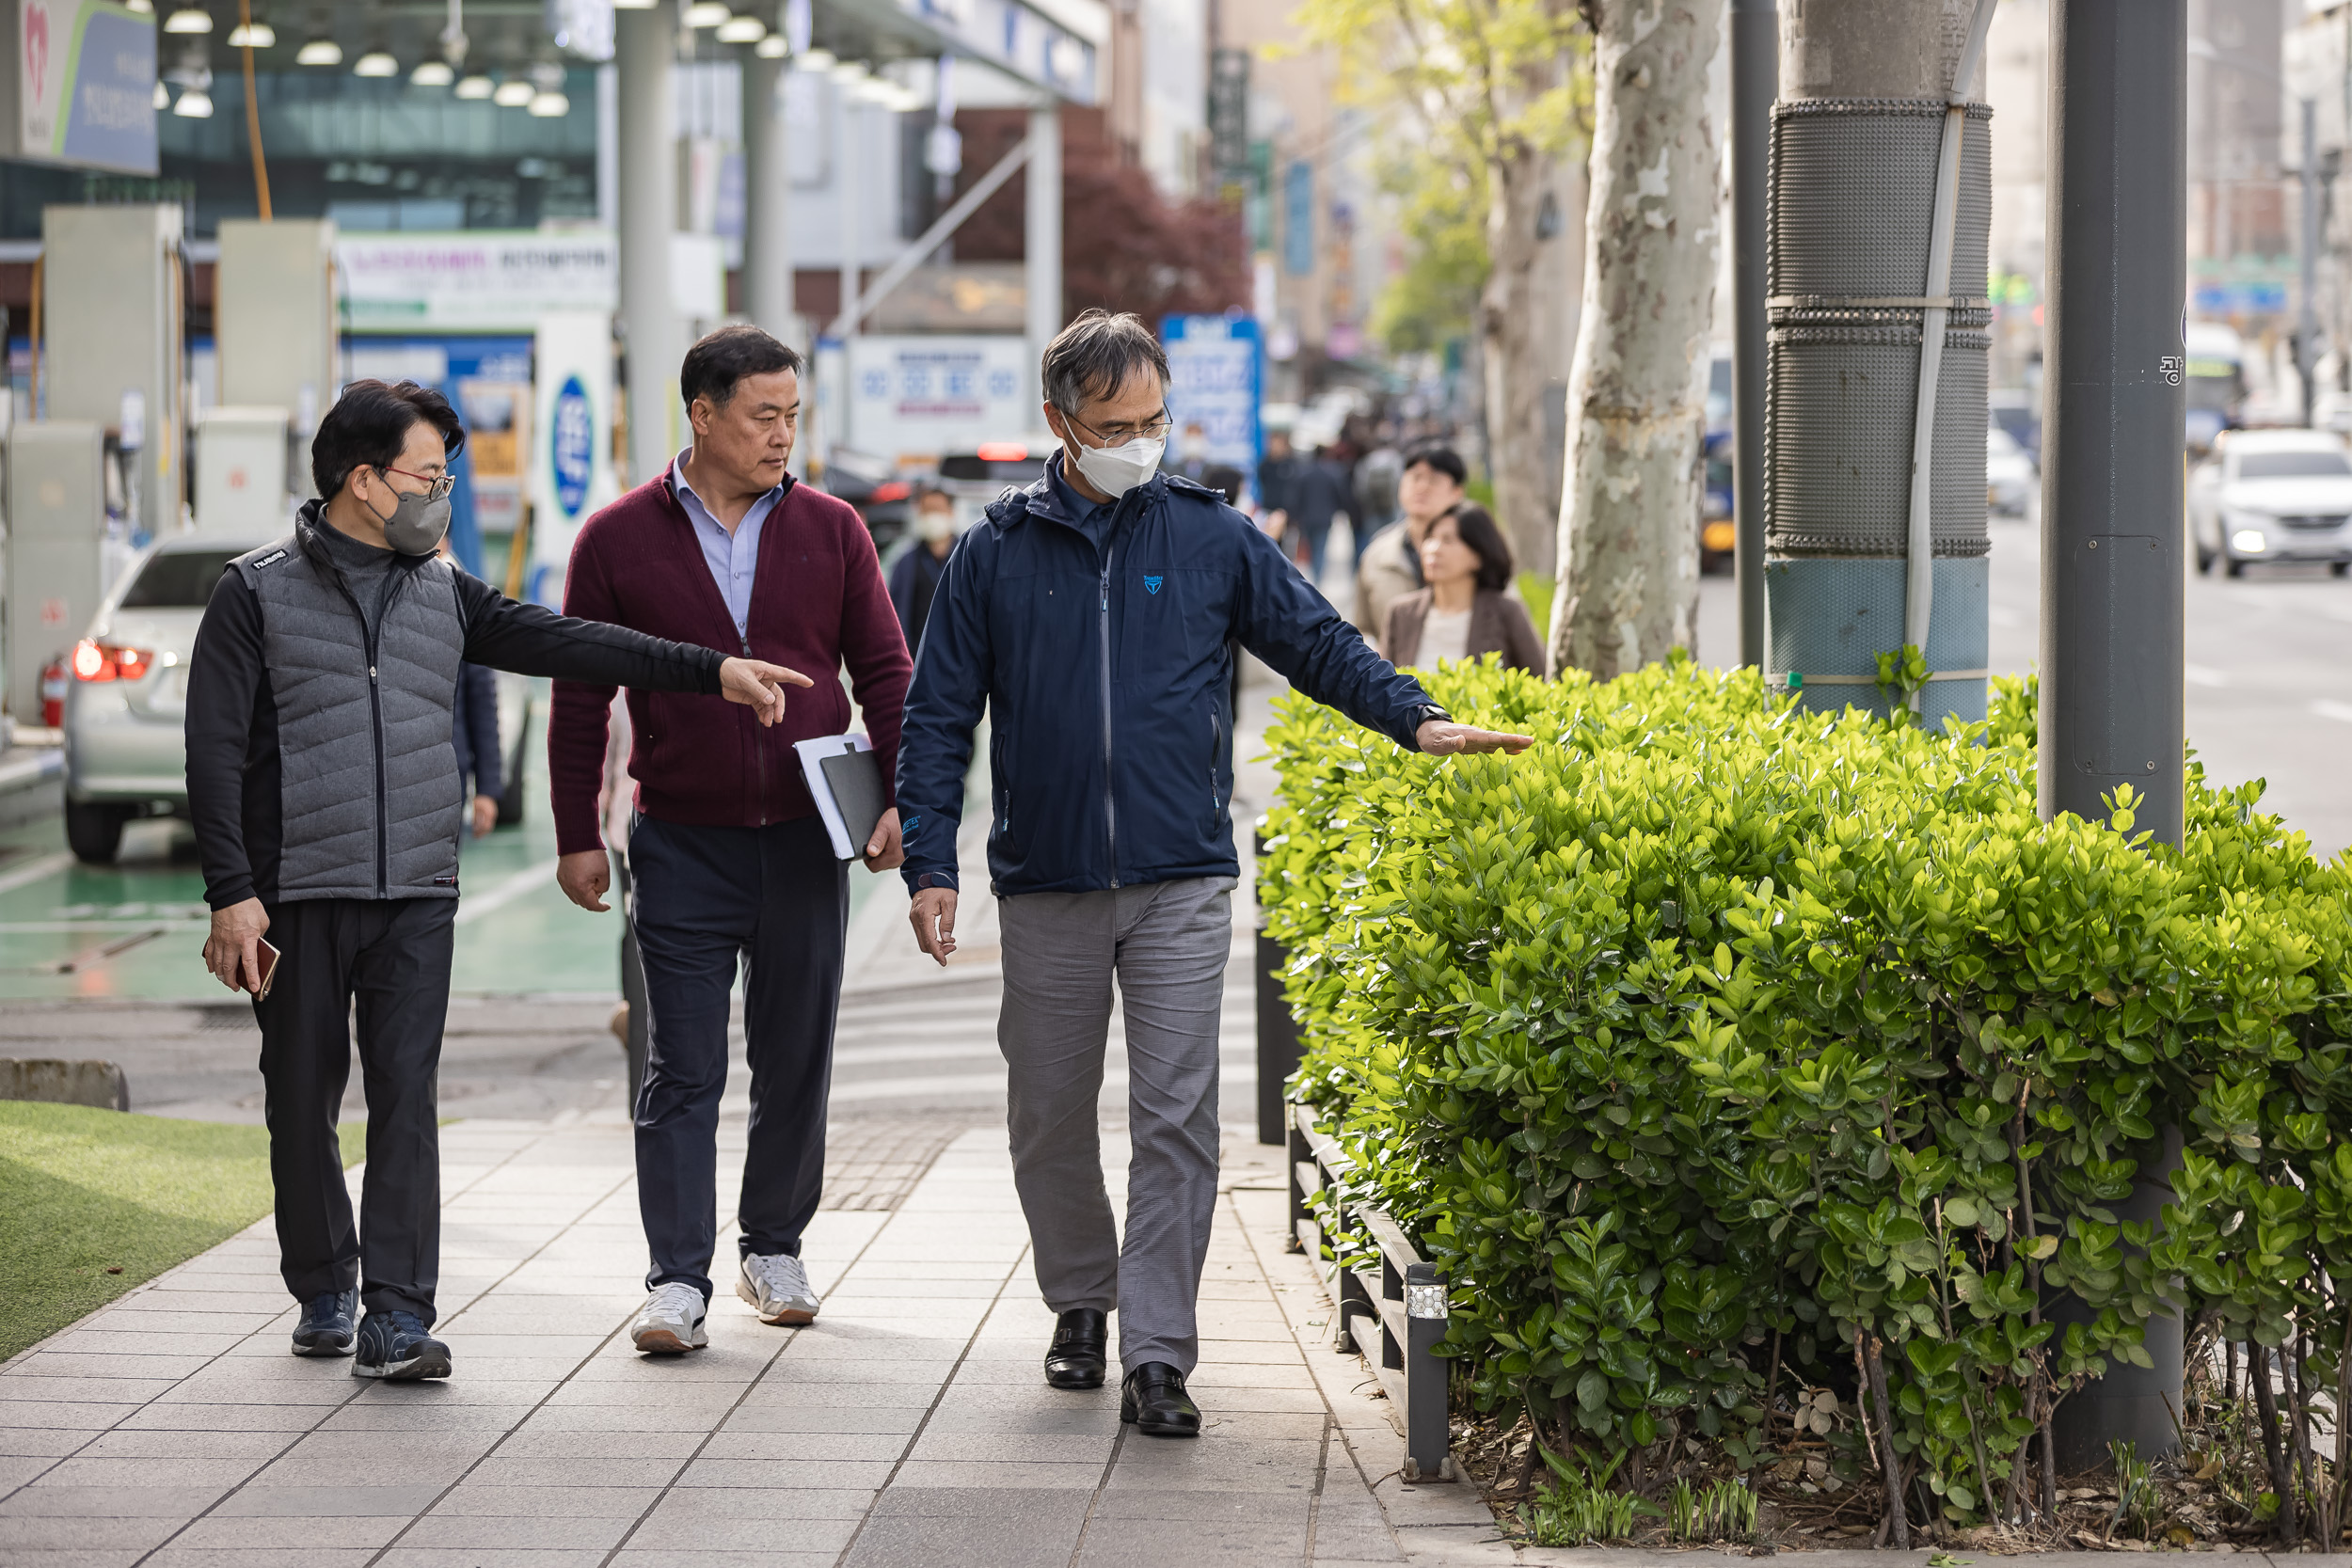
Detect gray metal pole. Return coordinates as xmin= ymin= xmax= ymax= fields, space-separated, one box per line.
xmin=742 ymin=52 xmax=795 ymax=353
xmin=1731 ymin=0 xmax=1773 ymax=668
xmin=617 ymin=2 xmax=679 ymax=486
xmin=1025 ymin=100 xmax=1063 ymax=416
xmin=2042 ymin=0 xmax=2186 ymax=1471
xmin=2301 ymin=97 xmax=2319 ymax=430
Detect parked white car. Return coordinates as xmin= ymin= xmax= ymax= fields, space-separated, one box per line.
xmin=2188 ymin=429 xmax=2352 ymax=578
xmin=1987 ymin=422 xmax=2035 ymax=515
xmin=64 ymin=532 xmax=532 ymax=863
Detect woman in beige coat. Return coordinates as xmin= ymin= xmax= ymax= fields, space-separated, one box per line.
xmin=1382 ymin=503 xmax=1544 ymax=673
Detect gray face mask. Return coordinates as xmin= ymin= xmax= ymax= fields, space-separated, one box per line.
xmin=374 ymin=484 xmax=453 ymax=556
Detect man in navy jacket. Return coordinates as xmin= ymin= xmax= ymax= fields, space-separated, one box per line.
xmin=895 ymin=310 xmax=1530 ymax=1436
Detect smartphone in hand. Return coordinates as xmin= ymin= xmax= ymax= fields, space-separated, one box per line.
xmin=252 ymin=938 xmax=281 ymax=1002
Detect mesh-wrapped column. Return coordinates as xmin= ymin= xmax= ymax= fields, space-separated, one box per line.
xmin=1764 ymin=97 xmax=1993 ymax=720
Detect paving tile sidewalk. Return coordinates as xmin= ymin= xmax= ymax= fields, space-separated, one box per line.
xmin=0 ymin=1102 xmax=1537 ymax=1568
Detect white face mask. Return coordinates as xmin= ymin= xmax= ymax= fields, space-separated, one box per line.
xmin=1070 ymin=432 xmax=1166 ymax=499
xmin=915 ymin=507 xmax=957 ymax=543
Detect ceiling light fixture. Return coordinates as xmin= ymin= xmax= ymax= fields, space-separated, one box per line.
xmin=610 ymin=0 xmax=656 ymax=8
xmin=225 ymin=18 xmax=271 ymax=44
xmin=173 ymin=86 xmax=215 ymax=115
xmin=152 ymin=80 xmax=171 ymax=107
xmin=715 ymin=13 xmax=765 ymax=42
xmin=795 ymin=46 xmax=835 ymax=72
xmin=163 ymin=6 xmax=212 ymax=32
xmin=353 ymin=49 xmax=398 ymax=75
xmin=830 ymin=59 xmax=868 ymax=85
xmin=492 ymin=77 xmax=535 ymax=106
xmin=123 ymin=0 xmax=152 ymax=11
xmin=754 ymin=32 xmax=787 ymax=55
xmin=410 ymin=59 xmax=453 ymax=86
xmin=528 ymin=89 xmax=569 ymax=117
xmin=454 ymin=72 xmax=493 ymax=98
xmin=684 ymin=0 xmax=729 ymax=24
xmin=294 ymin=36 xmax=341 ymax=64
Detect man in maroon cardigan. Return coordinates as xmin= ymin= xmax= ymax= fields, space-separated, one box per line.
xmin=548 ymin=325 xmax=912 ymax=1355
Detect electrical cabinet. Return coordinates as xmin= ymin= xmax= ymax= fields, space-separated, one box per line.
xmin=216 ymin=217 xmax=337 ymax=494
xmin=5 ymin=423 xmax=106 ymax=721
xmin=194 ymin=407 xmax=291 ymax=533
xmin=40 ymin=205 xmax=185 ymax=537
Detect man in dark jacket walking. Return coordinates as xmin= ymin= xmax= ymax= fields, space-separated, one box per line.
xmin=187 ymin=379 xmax=805 ymax=1382
xmin=548 ymin=325 xmax=912 ymax=1357
xmin=896 ymin=310 xmax=1530 ymax=1436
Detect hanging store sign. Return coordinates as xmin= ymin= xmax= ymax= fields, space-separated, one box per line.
xmin=337 ymin=233 xmax=619 ymax=333
xmin=902 ymin=0 xmax=1097 ymax=105
xmin=529 ymin=310 xmax=620 ymax=607
xmin=848 ymin=335 xmax=1030 ymax=461
xmin=6 ymin=0 xmax=157 ymax=174
xmin=1161 ymin=314 xmax=1263 ymax=467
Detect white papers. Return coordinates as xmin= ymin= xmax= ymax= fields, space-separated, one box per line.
xmin=795 ymin=731 xmax=873 ymax=859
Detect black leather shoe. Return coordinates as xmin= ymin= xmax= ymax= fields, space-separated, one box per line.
xmin=1043 ymin=1308 xmax=1107 ymax=1389
xmin=1120 ymin=1361 xmax=1200 ymax=1437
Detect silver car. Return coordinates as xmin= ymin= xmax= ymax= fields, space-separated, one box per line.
xmin=64 ymin=532 xmax=533 ymax=863
xmin=63 ymin=534 xmax=271 ymax=863
xmin=2188 ymin=429 xmax=2352 ymax=578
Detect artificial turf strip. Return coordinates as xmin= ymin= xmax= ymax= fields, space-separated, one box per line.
xmin=0 ymin=1102 xmax=366 ymax=1363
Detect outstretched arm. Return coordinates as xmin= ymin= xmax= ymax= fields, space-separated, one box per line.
xmin=1231 ymin=521 xmax=1530 ymax=754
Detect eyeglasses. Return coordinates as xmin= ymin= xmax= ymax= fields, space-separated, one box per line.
xmin=1068 ymin=409 xmax=1174 ymax=446
xmin=379 ymin=465 xmax=455 ymax=501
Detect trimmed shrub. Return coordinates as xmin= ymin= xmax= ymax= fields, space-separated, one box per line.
xmin=1261 ymin=657 xmax=2352 ymax=1528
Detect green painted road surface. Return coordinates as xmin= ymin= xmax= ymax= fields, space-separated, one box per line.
xmin=0 ymin=699 xmax=888 ymax=1004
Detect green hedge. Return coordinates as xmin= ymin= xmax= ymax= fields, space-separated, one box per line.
xmin=1260 ymin=657 xmax=2352 ymax=1528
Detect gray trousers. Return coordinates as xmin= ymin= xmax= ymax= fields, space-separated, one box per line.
xmin=997 ymin=877 xmax=1234 ymax=1374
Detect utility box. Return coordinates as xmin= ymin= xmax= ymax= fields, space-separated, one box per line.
xmin=5 ymin=423 xmax=106 ymax=721
xmin=215 ymin=217 xmax=336 ymax=491
xmin=40 ymin=204 xmax=186 ymax=536
xmin=194 ymin=407 xmax=291 ymax=532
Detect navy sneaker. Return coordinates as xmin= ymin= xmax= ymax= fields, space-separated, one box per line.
xmin=290 ymin=1288 xmax=358 ymax=1357
xmin=351 ymin=1310 xmax=452 ymax=1381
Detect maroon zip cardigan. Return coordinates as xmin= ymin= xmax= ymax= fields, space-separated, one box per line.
xmin=546 ymin=471 xmax=913 ymax=857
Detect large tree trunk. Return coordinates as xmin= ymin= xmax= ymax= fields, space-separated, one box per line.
xmin=1482 ymin=135 xmax=1583 ymax=580
xmin=1549 ymin=0 xmax=1725 ymax=676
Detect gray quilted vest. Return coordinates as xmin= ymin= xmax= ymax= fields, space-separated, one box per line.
xmin=231 ymin=519 xmax=466 ymax=901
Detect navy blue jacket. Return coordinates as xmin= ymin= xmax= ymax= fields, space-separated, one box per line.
xmin=451 ymin=662 xmax=501 ymax=800
xmin=896 ymin=460 xmax=1435 ymax=897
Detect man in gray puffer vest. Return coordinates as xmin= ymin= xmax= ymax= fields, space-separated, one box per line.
xmin=186 ymin=379 xmax=809 ymax=1381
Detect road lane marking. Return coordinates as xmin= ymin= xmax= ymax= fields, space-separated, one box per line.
xmin=2314 ymin=700 xmax=2352 ymax=724
xmin=453 ymin=857 xmax=561 ymax=926
xmin=0 ymin=851 xmax=75 ymax=899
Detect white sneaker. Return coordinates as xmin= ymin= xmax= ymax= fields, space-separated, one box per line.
xmin=629 ymin=1282 xmax=709 ymax=1354
xmin=736 ymin=1252 xmax=820 ymax=1325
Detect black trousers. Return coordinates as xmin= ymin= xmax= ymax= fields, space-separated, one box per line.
xmin=628 ymin=813 xmax=848 ymax=1299
xmin=255 ymin=895 xmax=457 ymax=1323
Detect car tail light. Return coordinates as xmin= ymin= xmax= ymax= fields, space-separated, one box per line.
xmin=870 ymin=481 xmax=912 ymax=503
xmin=976 ymin=442 xmax=1028 ymax=462
xmin=72 ymin=639 xmax=153 ymax=682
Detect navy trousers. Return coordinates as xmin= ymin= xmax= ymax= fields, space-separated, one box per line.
xmin=628 ymin=813 xmax=848 ymax=1300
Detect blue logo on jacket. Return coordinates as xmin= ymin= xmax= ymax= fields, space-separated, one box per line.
xmin=1143 ymin=576 xmax=1164 ymax=594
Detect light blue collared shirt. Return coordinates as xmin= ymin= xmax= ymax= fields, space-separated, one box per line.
xmin=669 ymin=451 xmax=785 ymax=641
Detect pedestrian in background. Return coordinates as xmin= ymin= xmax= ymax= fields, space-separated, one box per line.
xmin=188 ymin=379 xmax=803 ymax=1383
xmin=1255 ymin=428 xmax=1302 ymax=548
xmin=1353 ymin=443 xmax=1467 ymax=651
xmin=894 ymin=309 xmax=1533 ymax=1439
xmin=1287 ymin=445 xmax=1353 ymax=585
xmin=1382 ymin=502 xmax=1544 ymax=673
xmin=548 ymin=325 xmax=913 ymax=1358
xmin=888 ymin=486 xmax=960 ymax=657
